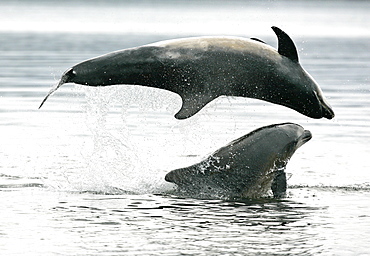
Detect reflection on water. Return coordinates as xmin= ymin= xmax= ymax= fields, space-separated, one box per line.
xmin=2 ymin=183 xmax=370 ymax=255
xmin=1 ymin=187 xmax=326 ymax=256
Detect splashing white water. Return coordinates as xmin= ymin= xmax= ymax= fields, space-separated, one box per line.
xmin=61 ymin=85 xmax=181 ymax=194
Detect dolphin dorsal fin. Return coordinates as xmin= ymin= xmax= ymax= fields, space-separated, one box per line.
xmin=271 ymin=26 xmax=299 ymax=62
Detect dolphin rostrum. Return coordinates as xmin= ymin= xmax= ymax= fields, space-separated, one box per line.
xmin=39 ymin=26 xmax=334 ymax=120
xmin=165 ymin=123 xmax=312 ymax=199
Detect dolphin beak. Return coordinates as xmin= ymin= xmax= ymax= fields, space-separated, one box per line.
xmin=297 ymin=130 xmax=312 ymax=148
xmin=321 ymin=102 xmax=335 ymax=119
xmin=302 ymin=130 xmax=312 ymax=142
xmin=316 ymin=90 xmax=335 ymax=119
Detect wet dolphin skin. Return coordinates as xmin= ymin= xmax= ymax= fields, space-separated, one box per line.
xmin=39 ymin=27 xmax=334 ymax=120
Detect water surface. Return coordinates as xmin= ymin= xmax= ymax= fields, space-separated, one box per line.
xmin=1 ymin=1 xmax=370 ymax=255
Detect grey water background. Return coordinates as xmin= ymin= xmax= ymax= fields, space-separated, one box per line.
xmin=0 ymin=0 xmax=370 ymax=255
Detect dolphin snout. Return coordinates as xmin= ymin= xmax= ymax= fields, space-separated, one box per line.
xmin=296 ymin=129 xmax=312 ymax=148
xmin=314 ymin=90 xmax=335 ymax=119
xmin=302 ymin=130 xmax=312 ymax=142
xmin=321 ymin=103 xmax=335 ymax=119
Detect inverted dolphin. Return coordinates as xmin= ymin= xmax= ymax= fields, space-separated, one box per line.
xmin=165 ymin=123 xmax=312 ymax=199
xmin=39 ymin=26 xmax=334 ymax=120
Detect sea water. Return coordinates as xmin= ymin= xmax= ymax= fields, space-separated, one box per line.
xmin=0 ymin=0 xmax=370 ymax=255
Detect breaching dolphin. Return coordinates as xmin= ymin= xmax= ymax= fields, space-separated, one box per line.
xmin=39 ymin=26 xmax=334 ymax=120
xmin=165 ymin=123 xmax=312 ymax=199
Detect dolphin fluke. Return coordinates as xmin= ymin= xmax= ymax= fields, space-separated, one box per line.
xmin=39 ymin=68 xmax=74 ymax=109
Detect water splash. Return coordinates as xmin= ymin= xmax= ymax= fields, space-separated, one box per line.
xmin=62 ymin=85 xmax=179 ymax=194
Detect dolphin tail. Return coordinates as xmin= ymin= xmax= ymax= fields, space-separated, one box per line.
xmin=38 ymin=68 xmax=74 ymax=109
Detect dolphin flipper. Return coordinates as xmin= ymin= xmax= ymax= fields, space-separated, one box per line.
xmin=174 ymin=94 xmax=217 ymax=119
xmin=271 ymin=170 xmax=287 ymax=198
xmin=165 ymin=165 xmax=202 ymax=188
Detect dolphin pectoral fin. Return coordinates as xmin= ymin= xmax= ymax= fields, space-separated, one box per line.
xmin=271 ymin=26 xmax=299 ymax=63
xmin=165 ymin=167 xmax=197 ymax=186
xmin=271 ymin=170 xmax=287 ymax=198
xmin=165 ymin=169 xmax=182 ymax=184
xmin=174 ymin=94 xmax=216 ymax=120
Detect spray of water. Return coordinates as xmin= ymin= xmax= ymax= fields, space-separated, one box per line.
xmin=64 ymin=85 xmax=181 ymax=194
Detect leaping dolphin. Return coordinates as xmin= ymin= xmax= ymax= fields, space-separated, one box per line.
xmin=39 ymin=26 xmax=334 ymax=120
xmin=165 ymin=123 xmax=312 ymax=199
